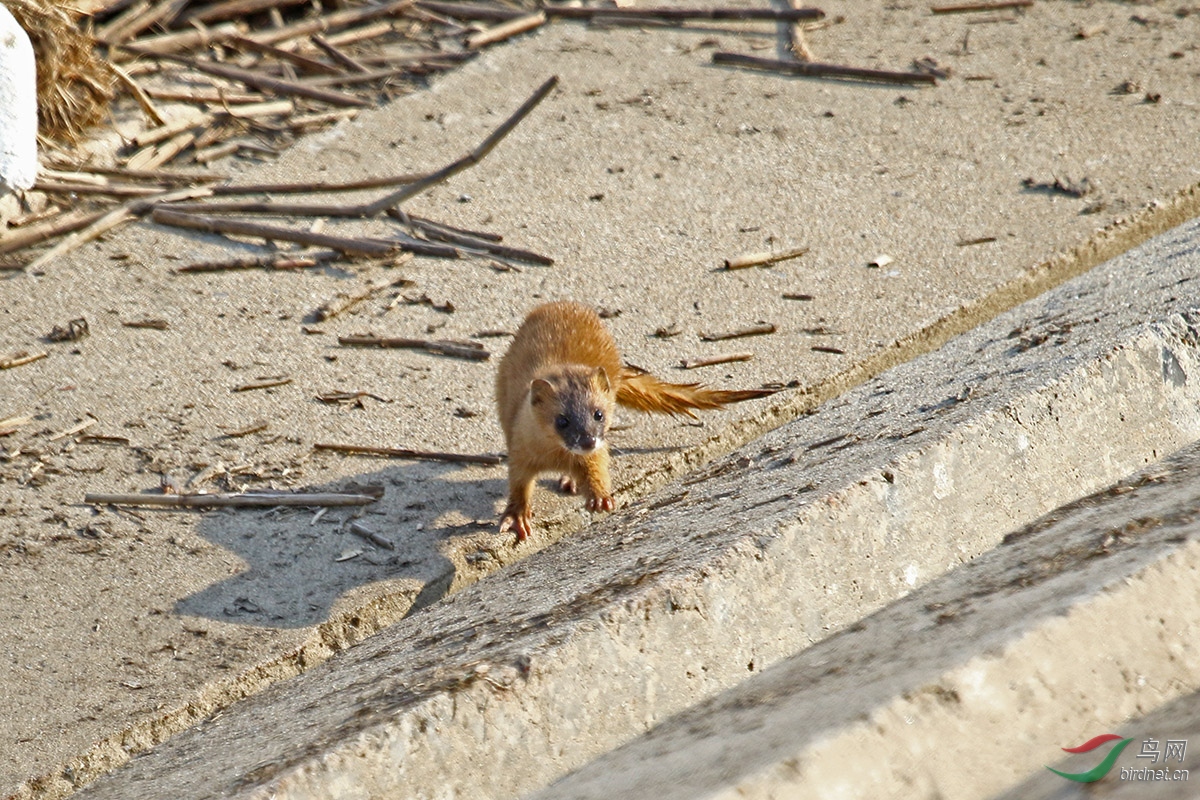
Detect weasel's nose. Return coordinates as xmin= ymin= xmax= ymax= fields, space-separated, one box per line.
xmin=578 ymin=434 xmax=597 ymax=451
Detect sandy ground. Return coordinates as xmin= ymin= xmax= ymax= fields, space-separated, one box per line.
xmin=3 ymin=1 xmax=1200 ymax=796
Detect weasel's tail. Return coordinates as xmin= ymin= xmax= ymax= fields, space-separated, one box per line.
xmin=615 ymin=367 xmax=776 ymax=418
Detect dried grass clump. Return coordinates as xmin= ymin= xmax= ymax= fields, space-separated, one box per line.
xmin=4 ymin=0 xmax=116 ymax=144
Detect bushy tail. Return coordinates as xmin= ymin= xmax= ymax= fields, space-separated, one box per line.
xmin=615 ymin=367 xmax=776 ymax=418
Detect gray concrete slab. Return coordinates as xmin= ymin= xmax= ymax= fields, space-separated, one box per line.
xmin=536 ymin=435 xmax=1200 ymax=800
xmin=7 ymin=3 xmax=1200 ymax=796
xmin=71 ymin=214 xmax=1200 ymax=797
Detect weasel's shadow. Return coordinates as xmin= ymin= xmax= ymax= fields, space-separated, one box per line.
xmin=174 ymin=458 xmax=506 ymax=628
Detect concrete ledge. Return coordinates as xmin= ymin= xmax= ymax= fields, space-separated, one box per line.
xmin=75 ymin=221 xmax=1200 ymax=798
xmin=539 ymin=441 xmax=1200 ymax=800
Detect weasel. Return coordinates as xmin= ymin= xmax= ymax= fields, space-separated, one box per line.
xmin=495 ymin=301 xmax=773 ymax=541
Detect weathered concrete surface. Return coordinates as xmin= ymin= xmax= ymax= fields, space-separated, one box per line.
xmin=7 ymin=3 xmax=1200 ymax=796
xmin=538 ymin=445 xmax=1200 ymax=800
xmin=72 ymin=217 xmax=1200 ymax=797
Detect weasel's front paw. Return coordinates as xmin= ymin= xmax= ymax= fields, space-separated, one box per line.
xmin=586 ymin=494 xmax=615 ymax=513
xmin=499 ymin=506 xmax=533 ymax=543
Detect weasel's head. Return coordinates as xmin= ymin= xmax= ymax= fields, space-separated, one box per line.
xmin=530 ymin=366 xmax=614 ymax=455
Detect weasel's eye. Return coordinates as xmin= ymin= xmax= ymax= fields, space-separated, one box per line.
xmin=555 ymin=415 xmax=570 ymax=430
xmin=593 ymin=409 xmax=604 ymax=422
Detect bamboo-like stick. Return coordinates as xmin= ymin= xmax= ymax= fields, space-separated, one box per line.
xmin=467 ymin=11 xmax=546 ymax=49
xmin=314 ymin=442 xmax=504 ymax=465
xmin=931 ymin=0 xmax=1032 ymax=13
xmin=145 ymin=53 xmax=371 ymax=107
xmin=229 ymin=35 xmax=346 ymax=75
xmin=680 ymin=352 xmax=753 ymax=369
xmin=724 ymin=246 xmax=809 ymax=269
xmin=545 ymin=5 xmax=825 ymax=21
xmin=181 ymin=0 xmax=312 ymax=25
xmin=311 ymin=33 xmax=370 ymax=72
xmin=337 ymin=334 xmax=491 ymax=361
xmin=249 ymin=0 xmax=415 ymax=46
xmin=0 ymin=209 xmax=107 ymax=256
xmin=150 ymin=208 xmax=396 ymax=256
xmin=0 ymin=352 xmax=48 ymax=369
xmin=84 ymin=491 xmax=381 ymax=507
xmin=175 ymin=251 xmax=338 ymax=272
xmin=699 ymin=323 xmax=776 ymax=341
xmin=712 ymin=52 xmax=938 ymax=85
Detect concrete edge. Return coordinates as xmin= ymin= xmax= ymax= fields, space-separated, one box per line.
xmin=539 ymin=442 xmax=1200 ymax=800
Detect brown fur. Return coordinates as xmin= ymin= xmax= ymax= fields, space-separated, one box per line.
xmin=496 ymin=301 xmax=774 ymax=541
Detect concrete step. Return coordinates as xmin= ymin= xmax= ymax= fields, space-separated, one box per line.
xmin=74 ymin=219 xmax=1200 ymax=798
xmin=538 ymin=436 xmax=1200 ymax=800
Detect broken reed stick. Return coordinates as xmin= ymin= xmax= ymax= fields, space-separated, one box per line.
xmin=181 ymin=0 xmax=311 ymax=25
xmin=26 ymin=187 xmax=212 ymax=271
xmin=724 ymin=246 xmax=809 ymax=269
xmin=175 ymin=251 xmax=339 ymax=272
xmin=314 ymin=441 xmax=504 ymax=465
xmin=931 ymin=0 xmax=1032 ymax=12
xmin=233 ymin=377 xmax=292 ymax=391
xmin=348 ymin=521 xmax=396 ymax=550
xmin=138 ymin=51 xmax=371 ymax=108
xmin=34 ymin=181 xmax=163 ymax=198
xmin=315 ymin=278 xmax=397 ymax=321
xmin=415 ymin=1 xmax=524 ymax=22
xmin=229 ymin=35 xmax=346 ymax=75
xmin=543 ymin=5 xmax=825 ymax=21
xmin=680 ymin=352 xmax=753 ymax=369
xmin=467 ymin=11 xmax=546 ymax=49
xmin=310 ymin=33 xmax=370 ymax=72
xmin=48 ymin=418 xmax=97 ymax=441
xmin=122 ymin=21 xmax=245 ymax=56
xmin=0 ymin=414 xmax=33 ymax=435
xmin=699 ymin=323 xmax=776 ymax=341
xmin=150 ymin=208 xmax=396 ymax=256
xmin=388 ymin=209 xmax=554 ymax=265
xmin=212 ymin=172 xmax=424 ymax=195
xmin=0 ymin=352 xmax=49 ymax=369
xmin=84 ymin=490 xmax=381 ymax=508
xmin=337 ymin=334 xmax=491 ymax=361
xmin=250 ymin=0 xmax=416 ymax=46
xmin=712 ymin=52 xmax=938 ymax=85
xmin=0 ymin=209 xmax=107 ymax=256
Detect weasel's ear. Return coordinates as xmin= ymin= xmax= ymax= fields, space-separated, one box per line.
xmin=530 ymin=378 xmax=554 ymax=406
xmin=592 ymin=367 xmax=610 ymax=393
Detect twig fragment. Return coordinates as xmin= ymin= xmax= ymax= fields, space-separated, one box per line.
xmin=348 ymin=520 xmax=396 ymax=550
xmin=84 ymin=490 xmax=381 ymax=508
xmin=700 ymin=323 xmax=776 ymax=342
xmin=314 ymin=441 xmax=504 ymax=465
xmin=233 ymin=377 xmax=292 ymax=392
xmin=0 ymin=352 xmax=49 ymax=370
xmin=713 ymin=52 xmax=938 ymax=85
xmin=338 ymin=334 xmax=490 ymax=361
xmin=175 ymin=252 xmax=338 ymax=272
xmin=724 ymin=246 xmax=809 ymax=269
xmin=315 ymin=278 xmax=405 ymax=321
xmin=151 ymin=208 xmax=396 ymax=256
xmin=680 ymin=352 xmax=753 ymax=369
xmin=467 ymin=11 xmax=546 ymax=49
xmin=543 ymin=5 xmax=824 ymax=22
xmin=0 ymin=415 xmax=33 ymax=436
xmin=930 ymin=0 xmax=1032 ymax=13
